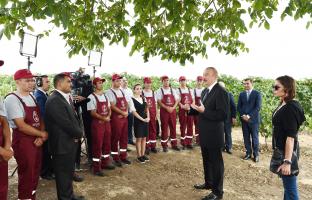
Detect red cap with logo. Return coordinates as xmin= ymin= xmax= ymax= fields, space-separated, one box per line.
xmin=61 ymin=72 xmax=74 ymax=79
xmin=179 ymin=76 xmax=186 ymax=82
xmin=93 ymin=77 xmax=105 ymax=85
xmin=14 ymin=69 xmax=34 ymax=80
xmin=143 ymin=77 xmax=152 ymax=84
xmin=197 ymin=76 xmax=203 ymax=81
xmin=161 ymin=75 xmax=169 ymax=81
xmin=112 ymin=74 xmax=123 ymax=81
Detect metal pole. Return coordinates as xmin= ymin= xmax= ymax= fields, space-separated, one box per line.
xmin=27 ymin=56 xmax=31 ymax=70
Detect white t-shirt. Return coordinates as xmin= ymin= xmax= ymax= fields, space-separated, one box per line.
xmin=121 ymin=87 xmax=133 ymax=100
xmin=0 ymin=97 xmax=6 ymax=117
xmin=194 ymin=88 xmax=204 ymax=98
xmin=155 ymin=87 xmax=179 ymax=102
xmin=105 ymin=88 xmax=135 ymax=112
xmin=176 ymin=88 xmax=195 ymax=101
xmin=142 ymin=90 xmax=157 ymax=102
xmin=87 ymin=93 xmax=111 ymax=111
xmin=4 ymin=92 xmax=37 ymax=128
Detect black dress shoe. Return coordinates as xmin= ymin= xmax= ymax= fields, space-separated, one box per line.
xmin=126 ymin=148 xmax=132 ymax=152
xmin=145 ymin=148 xmax=150 ymax=155
xmin=194 ymin=183 xmax=211 ymax=190
xmin=172 ymin=146 xmax=181 ymax=151
xmin=73 ymin=173 xmax=84 ymax=182
xmin=121 ymin=159 xmax=131 ymax=165
xmin=254 ymin=156 xmax=260 ymax=163
xmin=103 ymin=163 xmax=116 ymax=170
xmin=163 ymin=147 xmax=168 ymax=153
xmin=72 ymin=195 xmax=85 ymax=200
xmin=186 ymin=145 xmax=194 ymax=150
xmin=243 ymin=154 xmax=251 ymax=160
xmin=151 ymin=148 xmax=158 ymax=153
xmin=202 ymin=192 xmax=222 ymax=200
xmin=94 ymin=171 xmax=105 ymax=177
xmin=114 ymin=160 xmax=123 ymax=167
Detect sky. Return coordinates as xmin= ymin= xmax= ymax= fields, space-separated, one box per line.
xmin=0 ymin=5 xmax=312 ymax=81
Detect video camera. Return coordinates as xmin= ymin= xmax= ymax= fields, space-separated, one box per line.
xmin=71 ymin=68 xmax=93 ymax=97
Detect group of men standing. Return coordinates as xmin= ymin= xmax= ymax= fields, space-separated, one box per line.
xmin=0 ymin=65 xmax=262 ymax=200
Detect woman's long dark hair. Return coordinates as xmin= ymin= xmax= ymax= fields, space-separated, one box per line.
xmin=276 ymin=75 xmax=296 ymax=102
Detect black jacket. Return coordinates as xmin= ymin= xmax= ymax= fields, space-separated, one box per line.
xmin=199 ymin=83 xmax=229 ymax=148
xmin=45 ymin=91 xmax=83 ymax=155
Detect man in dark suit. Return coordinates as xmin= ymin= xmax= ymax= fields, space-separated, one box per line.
xmin=237 ymin=78 xmax=262 ymax=163
xmin=218 ymin=82 xmax=236 ymax=154
xmin=34 ymin=75 xmax=54 ymax=180
xmin=192 ymin=67 xmax=229 ymax=200
xmin=45 ymin=73 xmax=85 ymax=200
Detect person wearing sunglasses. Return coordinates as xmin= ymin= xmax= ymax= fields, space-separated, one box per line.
xmin=272 ymin=75 xmax=305 ymax=200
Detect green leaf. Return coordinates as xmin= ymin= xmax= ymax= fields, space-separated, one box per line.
xmin=264 ymin=20 xmax=270 ymax=30
xmin=254 ymin=0 xmax=263 ymax=10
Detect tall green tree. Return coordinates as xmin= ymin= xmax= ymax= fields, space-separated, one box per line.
xmin=1 ymin=0 xmax=311 ymax=65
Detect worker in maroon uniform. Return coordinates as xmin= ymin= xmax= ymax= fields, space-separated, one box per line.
xmin=0 ymin=99 xmax=14 ymax=200
xmin=177 ymin=76 xmax=195 ymax=149
xmin=156 ymin=76 xmax=180 ymax=152
xmin=87 ymin=77 xmax=116 ymax=176
xmin=193 ymin=76 xmax=204 ymax=145
xmin=142 ymin=77 xmax=158 ymax=154
xmin=106 ymin=74 xmax=134 ymax=166
xmin=4 ymin=69 xmax=48 ymax=200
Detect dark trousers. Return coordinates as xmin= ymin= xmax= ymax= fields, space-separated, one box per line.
xmin=242 ymin=121 xmax=259 ymax=157
xmin=224 ymin=122 xmax=232 ymax=151
xmin=200 ymin=146 xmax=224 ymax=197
xmin=53 ymin=144 xmax=77 ymax=200
xmin=128 ymin=112 xmax=134 ymax=143
xmin=41 ymin=140 xmax=53 ymax=177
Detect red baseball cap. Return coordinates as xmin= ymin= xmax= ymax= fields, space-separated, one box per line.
xmin=197 ymin=76 xmax=203 ymax=81
xmin=14 ymin=69 xmax=34 ymax=80
xmin=93 ymin=77 xmax=105 ymax=85
xmin=161 ymin=75 xmax=169 ymax=81
xmin=179 ymin=76 xmax=186 ymax=82
xmin=0 ymin=60 xmax=4 ymax=67
xmin=143 ymin=77 xmax=152 ymax=84
xmin=112 ymin=74 xmax=123 ymax=81
xmin=61 ymin=72 xmax=74 ymax=79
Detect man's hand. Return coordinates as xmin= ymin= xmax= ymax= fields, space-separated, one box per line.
xmin=232 ymin=118 xmax=236 ymax=126
xmin=184 ymin=104 xmax=190 ymax=111
xmin=122 ymin=111 xmax=129 ymax=118
xmin=74 ymin=95 xmax=86 ymax=102
xmin=0 ymin=148 xmax=14 ymax=161
xmin=103 ymin=116 xmax=111 ymax=122
xmin=34 ymin=138 xmax=44 ymax=147
xmin=167 ymin=107 xmax=175 ymax=113
xmin=191 ymin=104 xmax=205 ymax=113
xmin=40 ymin=131 xmax=48 ymax=141
xmin=145 ymin=117 xmax=150 ymax=123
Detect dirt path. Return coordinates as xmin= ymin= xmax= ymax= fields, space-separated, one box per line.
xmin=8 ymin=128 xmax=312 ymax=200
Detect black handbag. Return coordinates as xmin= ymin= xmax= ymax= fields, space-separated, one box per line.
xmin=270 ymin=133 xmax=299 ymax=176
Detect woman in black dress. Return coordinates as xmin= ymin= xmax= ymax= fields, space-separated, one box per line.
xmin=271 ymin=75 xmax=305 ymax=200
xmin=131 ymin=84 xmax=150 ymax=163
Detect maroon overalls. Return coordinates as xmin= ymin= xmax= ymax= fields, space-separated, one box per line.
xmin=10 ymin=93 xmax=42 ymax=200
xmin=143 ymin=91 xmax=157 ymax=150
xmin=160 ymin=88 xmax=177 ymax=148
xmin=0 ymin=123 xmax=8 ymax=200
xmin=178 ymin=88 xmax=194 ymax=146
xmin=110 ymin=89 xmax=128 ymax=161
xmin=193 ymin=89 xmax=202 ymax=144
xmin=91 ymin=93 xmax=112 ymax=173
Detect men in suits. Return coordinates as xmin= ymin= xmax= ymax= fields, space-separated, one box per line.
xmin=45 ymin=73 xmax=85 ymax=200
xmin=4 ymin=69 xmax=48 ymax=200
xmin=237 ymin=78 xmax=262 ymax=162
xmin=34 ymin=75 xmax=54 ymax=180
xmin=218 ymin=82 xmax=236 ymax=154
xmin=192 ymin=67 xmax=229 ymax=200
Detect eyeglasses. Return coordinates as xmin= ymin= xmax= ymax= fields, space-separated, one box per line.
xmin=272 ymin=85 xmax=281 ymax=91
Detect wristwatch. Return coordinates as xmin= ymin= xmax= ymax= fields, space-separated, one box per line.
xmin=283 ymin=159 xmax=292 ymax=165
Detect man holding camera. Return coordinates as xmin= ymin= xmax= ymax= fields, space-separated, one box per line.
xmin=4 ymin=69 xmax=48 ymax=200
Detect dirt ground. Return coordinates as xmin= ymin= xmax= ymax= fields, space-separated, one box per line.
xmin=7 ymin=128 xmax=312 ymax=200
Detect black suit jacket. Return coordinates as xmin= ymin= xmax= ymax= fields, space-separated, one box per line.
xmin=45 ymin=91 xmax=83 ymax=155
xmin=198 ymin=83 xmax=229 ymax=149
